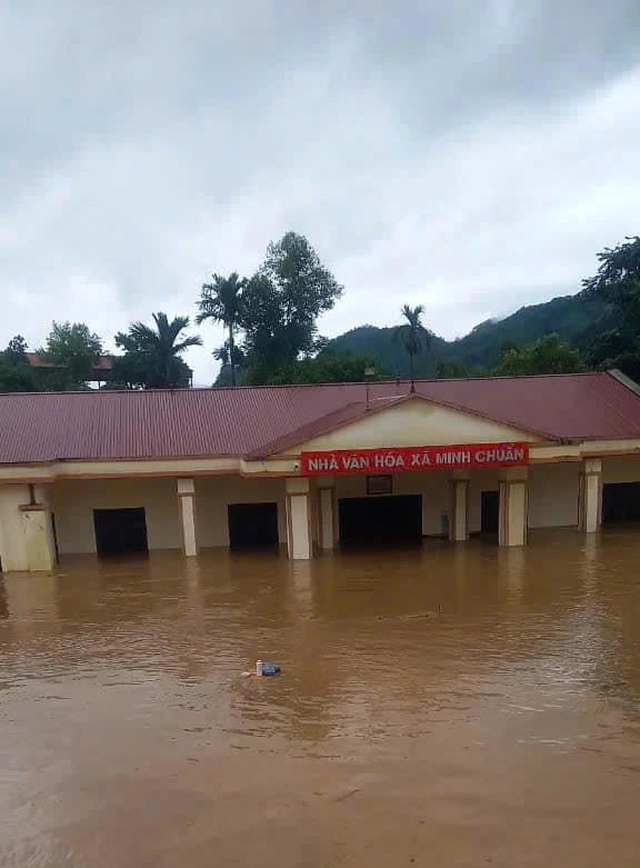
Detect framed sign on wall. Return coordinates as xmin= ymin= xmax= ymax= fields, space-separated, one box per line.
xmin=366 ymin=475 xmax=393 ymax=495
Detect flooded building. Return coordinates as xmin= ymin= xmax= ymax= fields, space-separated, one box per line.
xmin=1 ymin=371 xmax=640 ymax=572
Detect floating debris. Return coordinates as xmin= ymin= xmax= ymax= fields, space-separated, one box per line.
xmin=241 ymin=659 xmax=281 ymax=678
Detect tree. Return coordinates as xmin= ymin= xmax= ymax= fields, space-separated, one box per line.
xmin=261 ymin=349 xmax=382 ymax=386
xmin=114 ymin=312 xmax=202 ymax=389
xmin=6 ymin=335 xmax=29 ymax=360
xmin=241 ymin=232 xmax=343 ymax=383
xmin=41 ymin=321 xmax=103 ymax=389
xmin=393 ymin=305 xmax=432 ymax=390
xmin=196 ymin=272 xmax=246 ymax=387
xmin=496 ymin=334 xmax=584 ymax=376
xmin=0 ymin=335 xmax=37 ymax=392
xmin=581 ymin=236 xmax=640 ymax=382
xmin=436 ymin=359 xmax=469 ymax=379
xmin=582 ymin=236 xmax=640 ymax=329
xmin=212 ymin=340 xmax=246 ymax=386
xmin=585 ymin=328 xmax=640 ymax=382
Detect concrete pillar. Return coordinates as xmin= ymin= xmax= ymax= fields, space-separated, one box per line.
xmin=177 ymin=478 xmax=198 ymax=557
xmin=286 ymin=478 xmax=313 ymax=560
xmin=318 ymin=480 xmax=336 ymax=551
xmin=0 ymin=484 xmax=56 ymax=572
xmin=578 ymin=458 xmax=602 ymax=534
xmin=499 ymin=468 xmax=528 ymax=548
xmin=448 ymin=475 xmax=470 ymax=542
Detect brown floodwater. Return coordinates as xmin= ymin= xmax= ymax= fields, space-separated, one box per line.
xmin=1 ymin=529 xmax=640 ymax=867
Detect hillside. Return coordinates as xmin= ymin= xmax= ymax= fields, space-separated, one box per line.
xmin=328 ymin=292 xmax=610 ymax=378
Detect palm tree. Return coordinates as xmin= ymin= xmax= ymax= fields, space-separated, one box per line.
xmin=212 ymin=340 xmax=245 ymax=386
xmin=394 ymin=304 xmax=432 ymax=391
xmin=124 ymin=313 xmax=202 ymax=388
xmin=197 ymin=272 xmax=246 ymax=386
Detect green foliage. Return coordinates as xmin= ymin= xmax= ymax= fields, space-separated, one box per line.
xmin=585 ymin=328 xmax=640 ymax=382
xmin=496 ymin=334 xmax=584 ymax=376
xmin=261 ymin=231 xmax=343 ymax=325
xmin=0 ymin=335 xmax=37 ymax=392
xmin=436 ymin=359 xmax=469 ymax=379
xmin=42 ymin=321 xmax=103 ymax=389
xmin=582 ymin=236 xmax=640 ymax=328
xmin=449 ymin=295 xmax=609 ymax=369
xmin=212 ymin=340 xmax=246 ymax=387
xmin=393 ymin=305 xmax=432 ymax=384
xmin=580 ymin=236 xmax=640 ymax=380
xmin=330 ymin=325 xmax=446 ymax=379
xmin=6 ymin=335 xmax=28 ymax=358
xmin=197 ymin=272 xmax=246 ymax=386
xmin=329 ymin=293 xmax=609 ymax=380
xmin=114 ymin=312 xmax=201 ymax=388
xmin=259 ymin=350 xmax=383 ymax=386
xmin=241 ymin=232 xmax=343 ymax=383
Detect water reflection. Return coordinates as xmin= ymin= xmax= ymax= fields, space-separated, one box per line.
xmin=583 ymin=533 xmax=600 ymax=594
xmin=3 ymin=572 xmax=59 ymax=628
xmin=1 ymin=530 xmax=640 ymax=866
xmin=288 ymin=560 xmax=314 ymax=619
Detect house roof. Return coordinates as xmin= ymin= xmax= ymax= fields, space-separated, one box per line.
xmin=25 ymin=353 xmax=115 ymax=373
xmin=1 ymin=372 xmax=640 ymax=465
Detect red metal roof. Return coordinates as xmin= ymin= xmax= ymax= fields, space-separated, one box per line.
xmin=1 ymin=372 xmax=640 ymax=465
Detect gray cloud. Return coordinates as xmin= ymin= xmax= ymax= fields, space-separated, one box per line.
xmin=1 ymin=1 xmax=639 ymax=383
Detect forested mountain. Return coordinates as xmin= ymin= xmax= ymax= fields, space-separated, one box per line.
xmin=328 ymin=292 xmax=610 ymax=378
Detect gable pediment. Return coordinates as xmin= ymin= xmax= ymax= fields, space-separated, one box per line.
xmin=282 ymin=395 xmax=546 ymax=456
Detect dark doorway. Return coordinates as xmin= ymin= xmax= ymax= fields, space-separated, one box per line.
xmin=481 ymin=491 xmax=500 ymax=534
xmin=228 ymin=502 xmax=279 ymax=550
xmin=338 ymin=495 xmax=422 ymax=545
xmin=602 ymin=482 xmax=640 ymax=524
xmin=93 ymin=507 xmax=148 ymax=557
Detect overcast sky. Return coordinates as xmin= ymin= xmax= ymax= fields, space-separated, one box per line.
xmin=2 ymin=2 xmax=639 ymax=384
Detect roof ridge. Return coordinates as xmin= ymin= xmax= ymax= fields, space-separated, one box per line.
xmin=0 ymin=370 xmax=610 ymax=399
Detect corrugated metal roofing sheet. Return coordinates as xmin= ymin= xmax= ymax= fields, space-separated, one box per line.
xmin=1 ymin=372 xmax=639 ymax=465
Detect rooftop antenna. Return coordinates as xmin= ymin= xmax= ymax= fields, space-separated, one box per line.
xmin=364 ymin=366 xmax=376 ymax=411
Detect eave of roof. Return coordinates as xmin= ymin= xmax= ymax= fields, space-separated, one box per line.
xmin=1 ymin=371 xmax=640 ymax=465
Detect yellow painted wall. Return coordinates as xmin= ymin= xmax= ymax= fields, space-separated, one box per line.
xmin=298 ymin=399 xmax=542 ymax=453
xmin=0 ymin=484 xmax=30 ymax=570
xmin=0 ymin=484 xmax=56 ymax=571
xmin=337 ymin=467 xmax=567 ymax=537
xmin=196 ymin=476 xmax=287 ymax=548
xmin=528 ymin=463 xmax=580 ymax=528
xmin=468 ymin=465 xmax=580 ymax=532
xmin=51 ymin=478 xmax=181 ymax=554
xmin=41 ymin=455 xmax=640 ymax=559
xmin=331 ymin=463 xmax=582 ymax=537
xmin=602 ymin=455 xmax=640 ymax=483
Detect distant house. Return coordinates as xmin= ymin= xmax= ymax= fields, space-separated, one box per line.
xmin=24 ymin=354 xmax=193 ymax=389
xmin=25 ymin=353 xmax=116 ymax=387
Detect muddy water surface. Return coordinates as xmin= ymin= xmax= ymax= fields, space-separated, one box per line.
xmin=1 ymin=530 xmax=640 ymax=867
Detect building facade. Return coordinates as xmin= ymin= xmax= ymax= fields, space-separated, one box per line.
xmin=2 ymin=372 xmax=640 ymax=572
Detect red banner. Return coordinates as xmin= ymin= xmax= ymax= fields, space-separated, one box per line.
xmin=301 ymin=442 xmax=529 ymax=476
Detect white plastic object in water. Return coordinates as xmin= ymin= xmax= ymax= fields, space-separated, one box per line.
xmin=255 ymin=659 xmax=264 ymax=676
